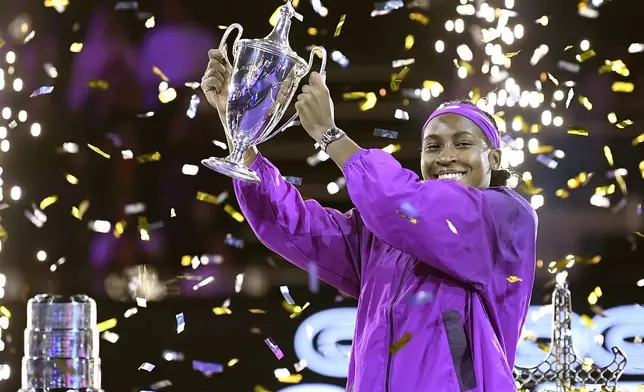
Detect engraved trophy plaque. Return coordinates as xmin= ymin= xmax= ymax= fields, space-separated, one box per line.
xmin=202 ymin=0 xmax=327 ymax=182
xmin=19 ymin=294 xmax=102 ymax=392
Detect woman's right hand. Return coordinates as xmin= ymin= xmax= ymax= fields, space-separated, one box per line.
xmin=201 ymin=48 xmax=258 ymax=166
xmin=201 ymin=48 xmax=232 ymax=120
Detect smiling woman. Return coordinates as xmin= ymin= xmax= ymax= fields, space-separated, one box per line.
xmin=421 ymin=99 xmax=515 ymax=189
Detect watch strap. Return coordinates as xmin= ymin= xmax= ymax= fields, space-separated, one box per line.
xmin=319 ymin=127 xmax=346 ymax=152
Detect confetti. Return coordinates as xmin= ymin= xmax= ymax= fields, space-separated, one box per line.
xmin=138 ymin=362 xmax=155 ymax=372
xmin=308 ymin=261 xmax=319 ymax=293
xmin=187 ymin=94 xmax=200 ymax=118
xmin=390 ymin=66 xmax=409 ymax=91
xmin=71 ymin=200 xmax=89 ymax=220
xmin=389 ymin=332 xmax=412 ymax=354
xmin=39 ymin=195 xmax=58 ymax=210
xmin=567 ymin=127 xmax=589 ymax=136
xmin=612 ymin=82 xmax=634 ymax=93
xmin=374 ymin=128 xmax=398 ymax=139
xmin=283 ymin=176 xmax=302 ymax=186
xmin=192 ymin=360 xmax=224 ymax=377
xmin=334 ymin=15 xmax=346 ymax=37
xmin=264 ymin=337 xmax=284 ymax=360
xmin=88 ymin=80 xmax=108 ymax=89
xmin=153 ymin=66 xmax=169 ymax=82
xmin=176 ymin=313 xmax=185 ymax=333
xmin=507 ymin=276 xmax=523 ymax=283
xmin=87 ymin=143 xmax=110 ymax=159
xmin=280 ymin=286 xmax=295 ymax=304
xmin=30 ymin=86 xmax=54 ymax=97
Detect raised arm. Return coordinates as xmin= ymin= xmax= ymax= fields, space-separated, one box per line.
xmin=343 ymin=149 xmax=537 ymax=291
xmin=233 ymin=153 xmax=362 ymax=297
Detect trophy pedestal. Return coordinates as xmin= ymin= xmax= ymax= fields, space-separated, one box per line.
xmin=202 ymin=157 xmax=261 ymax=183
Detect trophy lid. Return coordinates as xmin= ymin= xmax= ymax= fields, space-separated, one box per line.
xmin=239 ymin=0 xmax=307 ymax=70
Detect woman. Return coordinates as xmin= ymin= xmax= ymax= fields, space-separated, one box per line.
xmin=202 ymin=49 xmax=537 ymax=392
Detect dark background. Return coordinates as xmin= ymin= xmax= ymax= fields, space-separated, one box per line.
xmin=0 ymin=0 xmax=643 ymax=390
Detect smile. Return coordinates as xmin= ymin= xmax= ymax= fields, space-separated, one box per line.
xmin=437 ymin=173 xmax=465 ymax=181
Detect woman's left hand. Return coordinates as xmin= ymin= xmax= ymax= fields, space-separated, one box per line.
xmin=294 ymin=72 xmax=336 ymax=142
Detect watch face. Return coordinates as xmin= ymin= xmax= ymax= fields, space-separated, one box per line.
xmin=326 ymin=128 xmax=340 ymax=136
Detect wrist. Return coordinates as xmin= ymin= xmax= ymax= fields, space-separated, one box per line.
xmin=309 ymin=125 xmax=334 ymax=142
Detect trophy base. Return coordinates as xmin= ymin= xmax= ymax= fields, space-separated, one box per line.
xmin=201 ymin=157 xmax=260 ymax=183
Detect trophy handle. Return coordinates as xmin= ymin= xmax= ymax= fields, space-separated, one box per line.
xmin=258 ymin=46 xmax=328 ymax=144
xmin=219 ymin=23 xmax=243 ymax=65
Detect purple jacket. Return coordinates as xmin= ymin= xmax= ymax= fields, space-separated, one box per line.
xmin=233 ymin=149 xmax=537 ymax=392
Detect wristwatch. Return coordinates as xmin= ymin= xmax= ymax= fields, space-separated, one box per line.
xmin=318 ymin=127 xmax=346 ymax=152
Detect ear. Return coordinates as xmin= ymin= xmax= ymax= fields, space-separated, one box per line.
xmin=488 ymin=148 xmax=502 ymax=170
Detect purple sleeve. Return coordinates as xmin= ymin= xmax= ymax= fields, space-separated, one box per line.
xmin=233 ymin=153 xmax=361 ymax=297
xmin=344 ymin=149 xmax=537 ymax=291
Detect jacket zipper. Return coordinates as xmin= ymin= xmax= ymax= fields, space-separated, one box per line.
xmin=385 ymin=262 xmax=410 ymax=392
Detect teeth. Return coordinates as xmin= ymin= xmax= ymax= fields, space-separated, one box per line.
xmin=438 ymin=173 xmax=464 ymax=181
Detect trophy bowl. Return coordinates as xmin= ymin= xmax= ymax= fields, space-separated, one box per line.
xmin=202 ymin=1 xmax=327 ymax=183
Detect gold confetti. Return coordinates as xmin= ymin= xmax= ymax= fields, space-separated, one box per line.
xmin=634 ymin=134 xmax=644 ymax=146
xmin=396 ymin=209 xmax=417 ymax=224
xmin=564 ymin=45 xmax=573 ymax=51
xmin=248 ymin=309 xmax=266 ymax=314
xmin=96 ymin=318 xmax=117 ymax=332
xmin=71 ymin=200 xmax=89 ymax=220
xmin=598 ymin=59 xmax=630 ymax=77
xmin=212 ymin=307 xmax=232 ymax=315
xmin=578 ymin=96 xmax=593 ymax=110
xmin=422 ymin=80 xmax=444 ymax=94
xmin=196 ymin=191 xmax=219 ymax=204
xmin=227 ymin=358 xmax=239 ymax=367
xmin=70 ymin=42 xmax=83 ymax=53
xmin=616 ymin=119 xmax=633 ymax=129
xmin=138 ymin=217 xmax=150 ymax=241
xmin=390 ymin=66 xmax=410 ymax=91
xmin=575 ymin=49 xmax=596 ymax=62
xmin=409 ymin=12 xmax=429 ymax=25
xmin=359 ymin=92 xmax=377 ymax=111
xmin=44 ymin=0 xmax=70 ymax=6
xmin=153 ymin=66 xmax=169 ymax=82
xmin=224 ymin=204 xmax=245 ymax=223
xmin=87 ymin=143 xmax=110 ymax=159
xmin=389 ymin=332 xmax=412 ymax=354
xmin=307 ymin=27 xmax=318 ymax=36
xmin=612 ymin=81 xmax=634 ymax=93
xmin=603 ymin=145 xmax=614 ymax=166
xmin=0 ymin=38 xmax=5 ymax=48
xmin=136 ymin=152 xmax=161 ymax=163
xmin=88 ymin=80 xmax=109 ymax=89
xmin=65 ymin=174 xmax=79 ymax=184
xmin=114 ymin=221 xmax=126 ymax=238
xmin=254 ymin=386 xmax=271 ymax=392
xmin=404 ymin=35 xmax=415 ymax=50
xmin=505 ymin=50 xmax=521 ymax=58
xmin=278 ymin=374 xmax=303 ymax=383
xmin=159 ymin=88 xmax=177 ymax=103
xmin=0 ymin=306 xmax=11 ymax=318
xmin=170 ymin=208 xmax=176 ymax=217
xmin=580 ymin=314 xmax=596 ymax=329
xmin=546 ymin=72 xmax=559 ymax=86
xmin=343 ymin=92 xmax=368 ymax=100
xmin=39 ymin=195 xmax=58 ymax=210
xmin=507 ymin=276 xmax=523 ymax=283
xmin=567 ymin=127 xmax=589 ymax=136
xmin=334 ymin=14 xmax=346 ymax=37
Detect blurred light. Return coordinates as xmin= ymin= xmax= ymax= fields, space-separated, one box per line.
xmin=528 ymin=138 xmax=539 ymax=153
xmin=13 ymin=78 xmax=23 ymax=92
xmin=5 ymin=52 xmax=16 ymax=64
xmin=454 ymin=19 xmax=465 ymax=34
xmin=505 ymin=0 xmax=515 ymax=8
xmin=37 ymin=250 xmax=47 ymax=261
xmin=1 ymin=108 xmax=10 ymax=120
xmin=420 ymin=88 xmax=431 ymax=101
xmin=553 ymin=90 xmax=564 ymax=101
xmin=541 ymin=110 xmax=552 ymax=126
xmin=435 ymin=40 xmax=445 ymax=53
xmin=553 ymin=116 xmax=563 ymax=127
xmin=514 ymin=24 xmax=524 ymax=39
xmin=0 ymin=127 xmax=6 ymax=139
xmin=531 ymin=195 xmax=544 ymax=209
xmin=326 ymin=182 xmax=339 ymax=195
xmin=18 ymin=110 xmax=27 ymax=122
xmin=457 ymin=66 xmax=467 ymax=79
xmin=30 ymin=123 xmax=41 ymax=137
xmin=1 ymin=140 xmax=9 ymax=152
xmin=501 ymin=28 xmax=514 ymax=45
xmin=580 ymin=39 xmax=590 ymax=51
xmin=10 ymin=185 xmax=21 ymax=200
xmin=445 ymin=20 xmax=454 ymax=32
xmin=145 ymin=16 xmax=155 ymax=29
xmin=456 ymin=44 xmax=473 ymax=61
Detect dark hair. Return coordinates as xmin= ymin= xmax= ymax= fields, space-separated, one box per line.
xmin=438 ymin=99 xmax=517 ymax=188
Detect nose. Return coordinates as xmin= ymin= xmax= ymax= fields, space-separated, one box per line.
xmin=435 ymin=147 xmax=458 ymax=166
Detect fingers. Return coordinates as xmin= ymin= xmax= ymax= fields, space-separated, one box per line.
xmin=201 ymin=76 xmax=223 ymax=94
xmin=301 ymin=84 xmax=313 ymax=94
xmin=309 ymin=71 xmax=326 ymax=87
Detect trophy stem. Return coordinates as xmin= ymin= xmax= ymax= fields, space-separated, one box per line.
xmin=201 ymin=141 xmax=261 ymax=183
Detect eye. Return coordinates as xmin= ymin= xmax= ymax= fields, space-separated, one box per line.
xmin=456 ymin=141 xmax=473 ymax=148
xmin=424 ymin=144 xmax=440 ymax=151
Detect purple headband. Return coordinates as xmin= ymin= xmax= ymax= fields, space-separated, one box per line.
xmin=422 ymin=103 xmax=501 ymax=149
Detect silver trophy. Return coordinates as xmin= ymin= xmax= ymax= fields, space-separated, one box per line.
xmin=20 ymin=294 xmax=102 ymax=392
xmin=201 ymin=0 xmax=327 ymax=182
